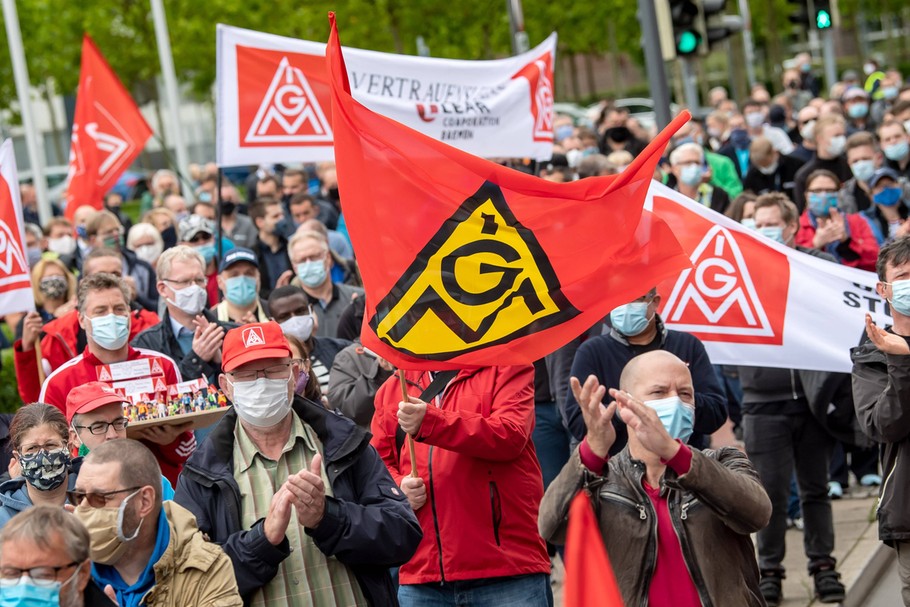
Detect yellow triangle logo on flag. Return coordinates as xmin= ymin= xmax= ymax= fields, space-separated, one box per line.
xmin=370 ymin=181 xmax=578 ymax=359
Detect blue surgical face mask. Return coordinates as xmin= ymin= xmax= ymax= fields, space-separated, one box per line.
xmin=740 ymin=218 xmax=756 ymax=230
xmin=850 ymin=159 xmax=876 ymax=183
xmin=296 ymin=260 xmax=327 ymax=288
xmin=679 ymin=164 xmax=703 ymax=187
xmin=883 ymin=86 xmax=900 ymax=100
xmin=610 ymin=301 xmax=652 ymax=337
xmin=886 ymin=279 xmax=910 ymax=316
xmin=808 ymin=192 xmax=839 ymax=217
xmin=225 ymin=275 xmax=258 ymax=307
xmin=874 ymin=187 xmax=903 ymax=207
xmin=554 ymin=124 xmax=575 ymax=141
xmin=0 ymin=576 xmax=63 ymax=607
xmin=847 ymin=102 xmax=869 ymax=119
xmin=758 ymin=226 xmax=784 ymax=244
xmin=195 ymin=244 xmax=216 ymax=265
xmin=89 ymin=313 xmax=129 ymax=350
xmin=884 ymin=141 xmax=910 ymax=162
xmin=643 ymin=396 xmax=695 ymax=443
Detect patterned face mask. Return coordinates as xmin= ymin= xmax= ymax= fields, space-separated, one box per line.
xmin=17 ymin=448 xmax=70 ymax=491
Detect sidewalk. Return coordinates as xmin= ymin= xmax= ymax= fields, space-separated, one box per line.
xmin=780 ymin=489 xmax=880 ymax=606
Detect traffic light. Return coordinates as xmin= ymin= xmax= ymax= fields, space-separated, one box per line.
xmin=814 ymin=0 xmax=833 ymax=29
xmin=670 ymin=0 xmax=703 ymax=57
xmin=787 ymin=0 xmax=810 ymax=27
xmin=701 ymin=0 xmax=744 ymax=49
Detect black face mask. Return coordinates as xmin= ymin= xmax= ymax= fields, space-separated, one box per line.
xmin=606 ymin=126 xmax=631 ymax=143
xmin=326 ymin=187 xmax=340 ymax=201
xmin=222 ymin=201 xmax=236 ymax=216
xmin=161 ymin=225 xmax=178 ymax=249
xmin=281 ymin=193 xmax=293 ymax=207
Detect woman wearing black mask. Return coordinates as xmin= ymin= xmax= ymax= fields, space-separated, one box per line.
xmin=15 ymin=258 xmax=77 ymax=340
xmin=0 ymin=404 xmax=76 ymax=528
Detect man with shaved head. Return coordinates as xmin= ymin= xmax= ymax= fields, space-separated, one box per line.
xmin=540 ymin=351 xmax=771 ymax=607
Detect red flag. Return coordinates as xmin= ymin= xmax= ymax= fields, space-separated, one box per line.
xmin=0 ymin=139 xmax=36 ymax=316
xmin=326 ymin=14 xmax=691 ymax=370
xmin=564 ymin=491 xmax=624 ymax=607
xmin=65 ymin=35 xmax=152 ymax=218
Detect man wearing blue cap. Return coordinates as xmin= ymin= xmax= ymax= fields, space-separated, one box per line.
xmin=213 ymin=247 xmax=270 ymax=324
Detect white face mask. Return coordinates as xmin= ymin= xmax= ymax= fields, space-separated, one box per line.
xmin=135 ymin=243 xmax=163 ymax=265
xmin=167 ymin=284 xmax=207 ymax=316
xmin=228 ymin=376 xmax=292 ymax=427
xmin=280 ymin=314 xmax=315 ymax=342
xmin=757 ymin=160 xmax=779 ymax=175
xmin=47 ymin=235 xmax=77 ymax=256
xmin=800 ymin=120 xmax=816 ymax=142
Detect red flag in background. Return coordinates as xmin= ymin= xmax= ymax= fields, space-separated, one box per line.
xmin=0 ymin=139 xmax=36 ymax=317
xmin=326 ymin=13 xmax=691 ymax=370
xmin=564 ymin=491 xmax=625 ymax=607
xmin=65 ymin=35 xmax=152 ymax=218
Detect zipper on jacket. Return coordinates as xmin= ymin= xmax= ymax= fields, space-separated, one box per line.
xmin=789 ymin=369 xmax=798 ymax=400
xmin=878 ymin=451 xmax=899 ymax=514
xmin=680 ymin=498 xmax=699 ymax=521
xmin=670 ymin=498 xmax=714 ymax=607
xmin=600 ymin=491 xmax=648 ymax=519
xmin=427 ymin=445 xmax=446 ymax=583
xmin=489 ymin=481 xmax=502 ymax=546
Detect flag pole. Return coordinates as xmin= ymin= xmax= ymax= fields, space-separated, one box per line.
xmin=1 ymin=0 xmax=51 ymax=224
xmin=35 ymin=339 xmax=45 ymax=384
xmin=397 ymin=369 xmax=418 ymax=478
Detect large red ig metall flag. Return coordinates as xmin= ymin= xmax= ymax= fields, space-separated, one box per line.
xmin=325 ymin=13 xmax=692 ymax=370
xmin=65 ymin=35 xmax=152 ymax=217
xmin=0 ymin=139 xmax=36 ymax=316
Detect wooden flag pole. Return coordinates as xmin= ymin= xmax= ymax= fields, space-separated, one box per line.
xmin=35 ymin=339 xmax=45 ymax=384
xmin=397 ymin=369 xmax=418 ymax=478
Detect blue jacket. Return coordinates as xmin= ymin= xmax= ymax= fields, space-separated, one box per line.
xmin=173 ymin=395 xmax=422 ymax=606
xmin=563 ymin=316 xmax=727 ymax=454
xmin=0 ymin=462 xmax=80 ymax=528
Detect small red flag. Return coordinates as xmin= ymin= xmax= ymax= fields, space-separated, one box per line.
xmin=65 ymin=35 xmax=152 ymax=218
xmin=326 ymin=14 xmax=690 ymax=370
xmin=564 ymin=491 xmax=625 ymax=607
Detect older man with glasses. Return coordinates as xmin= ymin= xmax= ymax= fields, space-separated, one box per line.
xmin=66 ymin=382 xmax=176 ymax=500
xmin=174 ymin=321 xmax=421 ymax=605
xmin=70 ymin=439 xmax=242 ymax=607
xmin=0 ymin=505 xmax=116 ymax=607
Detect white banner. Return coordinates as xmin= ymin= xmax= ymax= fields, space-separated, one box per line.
xmin=647 ymin=181 xmax=885 ymax=373
xmin=0 ymin=139 xmax=35 ymax=317
xmin=216 ymin=25 xmax=557 ymax=166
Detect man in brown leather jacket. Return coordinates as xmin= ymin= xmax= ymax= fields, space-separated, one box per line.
xmin=539 ymin=350 xmax=772 ymax=606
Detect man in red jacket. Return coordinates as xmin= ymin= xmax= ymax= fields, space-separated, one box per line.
xmin=38 ymin=272 xmax=194 ymax=484
xmin=372 ymin=365 xmax=551 ymax=606
xmin=13 ymin=247 xmax=159 ymax=403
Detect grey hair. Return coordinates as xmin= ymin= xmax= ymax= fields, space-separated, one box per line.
xmin=156 ymin=245 xmax=205 ymax=281
xmin=0 ymin=505 xmax=90 ymax=563
xmin=126 ymin=223 xmax=163 ymax=251
xmin=151 ymin=169 xmax=178 ymax=192
xmin=23 ymin=222 xmax=43 ymax=241
xmin=669 ymin=142 xmax=704 ymax=167
xmin=288 ymin=230 xmax=329 ymax=264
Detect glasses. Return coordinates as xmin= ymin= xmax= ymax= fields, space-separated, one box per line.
xmin=0 ymin=562 xmax=79 ymax=587
xmin=297 ymin=252 xmax=326 ymax=264
xmin=162 ymin=277 xmax=207 ymax=288
xmin=66 ymin=486 xmax=142 ymax=508
xmin=228 ymin=363 xmax=292 ymax=382
xmin=18 ymin=443 xmax=66 ymax=456
xmin=72 ymin=418 xmax=128 ymax=435
xmin=807 ymin=189 xmax=838 ymax=194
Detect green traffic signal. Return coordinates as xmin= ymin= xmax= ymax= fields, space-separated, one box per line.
xmin=816 ymin=9 xmax=832 ymax=29
xmin=677 ymin=30 xmax=700 ymax=54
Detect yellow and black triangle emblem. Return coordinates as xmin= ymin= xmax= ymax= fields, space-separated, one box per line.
xmin=370 ymin=181 xmax=579 ymax=359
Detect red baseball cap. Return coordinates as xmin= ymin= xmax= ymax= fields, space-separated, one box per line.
xmin=65 ymin=381 xmax=128 ymax=423
xmin=222 ymin=321 xmax=292 ymax=372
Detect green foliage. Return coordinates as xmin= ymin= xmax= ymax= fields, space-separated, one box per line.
xmin=0 ymin=348 xmax=20 ymax=413
xmin=0 ymin=0 xmax=648 ymax=110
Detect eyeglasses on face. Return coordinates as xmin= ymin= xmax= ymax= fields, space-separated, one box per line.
xmin=66 ymin=486 xmax=142 ymax=508
xmin=71 ymin=418 xmax=129 ymax=435
xmin=228 ymin=363 xmax=292 ymax=382
xmin=0 ymin=562 xmax=80 ymax=587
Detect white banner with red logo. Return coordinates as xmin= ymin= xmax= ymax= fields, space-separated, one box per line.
xmin=0 ymin=139 xmax=36 ymax=317
xmin=216 ymin=25 xmax=557 ymax=165
xmin=647 ymin=182 xmax=884 ymax=373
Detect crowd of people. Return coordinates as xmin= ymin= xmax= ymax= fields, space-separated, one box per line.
xmin=1 ymin=51 xmax=910 ymax=607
